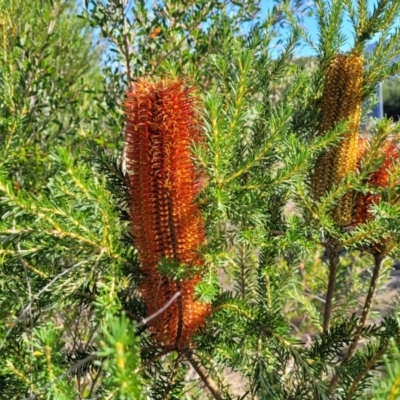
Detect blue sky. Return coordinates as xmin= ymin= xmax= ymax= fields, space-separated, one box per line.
xmin=259 ymin=0 xmax=394 ymax=57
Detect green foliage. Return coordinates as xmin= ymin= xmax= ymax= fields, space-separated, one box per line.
xmin=0 ymin=0 xmax=106 ymax=189
xmin=98 ymin=315 xmax=143 ymax=399
xmin=372 ymin=339 xmax=400 ymax=399
xmin=0 ymin=146 xmax=141 ymax=398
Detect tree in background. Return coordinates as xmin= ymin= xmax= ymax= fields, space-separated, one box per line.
xmin=3 ymin=1 xmax=400 ymax=399
xmin=384 ymin=78 xmax=400 ymax=121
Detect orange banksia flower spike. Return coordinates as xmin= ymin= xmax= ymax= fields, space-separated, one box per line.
xmin=353 ymin=139 xmax=399 ymax=226
xmin=311 ymin=53 xmax=364 ymax=226
xmin=125 ymin=78 xmax=210 ymax=350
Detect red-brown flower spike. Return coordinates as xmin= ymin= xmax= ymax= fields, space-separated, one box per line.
xmin=353 ymin=139 xmax=399 ymax=225
xmin=125 ymin=78 xmax=210 ymax=349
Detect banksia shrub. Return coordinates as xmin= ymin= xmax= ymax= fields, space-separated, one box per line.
xmin=353 ymin=139 xmax=399 ymax=226
xmin=311 ymin=53 xmax=363 ymax=226
xmin=125 ymin=78 xmax=210 ymax=349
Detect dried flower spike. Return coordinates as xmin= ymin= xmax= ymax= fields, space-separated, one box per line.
xmin=311 ymin=53 xmax=363 ymax=226
xmin=125 ymin=78 xmax=210 ymax=349
xmin=353 ymin=139 xmax=399 ymax=225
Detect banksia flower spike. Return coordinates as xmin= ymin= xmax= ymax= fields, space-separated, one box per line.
xmin=353 ymin=139 xmax=399 ymax=226
xmin=125 ymin=78 xmax=210 ymax=350
xmin=311 ymin=53 xmax=364 ymax=226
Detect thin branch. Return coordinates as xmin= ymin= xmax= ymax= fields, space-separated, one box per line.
xmin=345 ymin=344 xmax=388 ymax=400
xmin=17 ymin=243 xmax=34 ymax=397
xmin=136 ymin=348 xmax=175 ymax=373
xmin=125 ymin=309 xmax=141 ymax=321
xmin=323 ymin=242 xmax=339 ymax=333
xmin=137 ymin=290 xmax=181 ymax=328
xmin=122 ymin=33 xmax=132 ymax=82
xmin=151 ymin=3 xmax=214 ymax=73
xmin=25 ymin=292 xmax=182 ymax=399
xmin=75 ymin=291 xmax=141 ymax=322
xmin=329 ymin=250 xmax=385 ymax=392
xmin=162 ymin=354 xmax=181 ymax=400
xmin=87 ymin=365 xmax=103 ymax=398
xmin=25 ymin=353 xmax=99 ymax=400
xmin=183 ymin=349 xmax=223 ymax=400
xmin=347 ymin=251 xmax=385 ymax=358
xmin=0 ymin=260 xmax=87 ymax=352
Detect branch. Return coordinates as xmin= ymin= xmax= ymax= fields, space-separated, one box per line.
xmin=25 ymin=292 xmax=182 ymax=399
xmin=347 ymin=251 xmax=385 ymax=357
xmin=151 ymin=3 xmax=214 ymax=73
xmin=183 ymin=349 xmax=223 ymax=400
xmin=25 ymin=353 xmax=99 ymax=400
xmin=17 ymin=244 xmax=34 ymax=397
xmin=0 ymin=260 xmax=87 ymax=352
xmin=136 ymin=290 xmax=181 ymax=328
xmin=323 ymin=242 xmax=340 ymax=333
xmin=122 ymin=33 xmax=132 ymax=82
xmin=136 ymin=348 xmax=174 ymax=373
xmin=329 ymin=250 xmax=385 ymax=392
xmin=345 ymin=344 xmax=388 ymax=400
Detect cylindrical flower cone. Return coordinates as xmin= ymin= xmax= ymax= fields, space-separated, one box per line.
xmin=311 ymin=53 xmax=363 ymax=226
xmin=353 ymin=139 xmax=399 ymax=225
xmin=125 ymin=78 xmax=210 ymax=349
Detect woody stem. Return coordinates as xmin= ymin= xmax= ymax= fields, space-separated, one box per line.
xmin=323 ymin=243 xmax=340 ymax=333
xmin=329 ymin=250 xmax=384 ymax=392
xmin=183 ymin=349 xmax=223 ymax=400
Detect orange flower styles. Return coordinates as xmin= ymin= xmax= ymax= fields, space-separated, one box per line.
xmin=125 ymin=78 xmax=210 ymax=349
xmin=353 ymin=139 xmax=399 ymax=225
